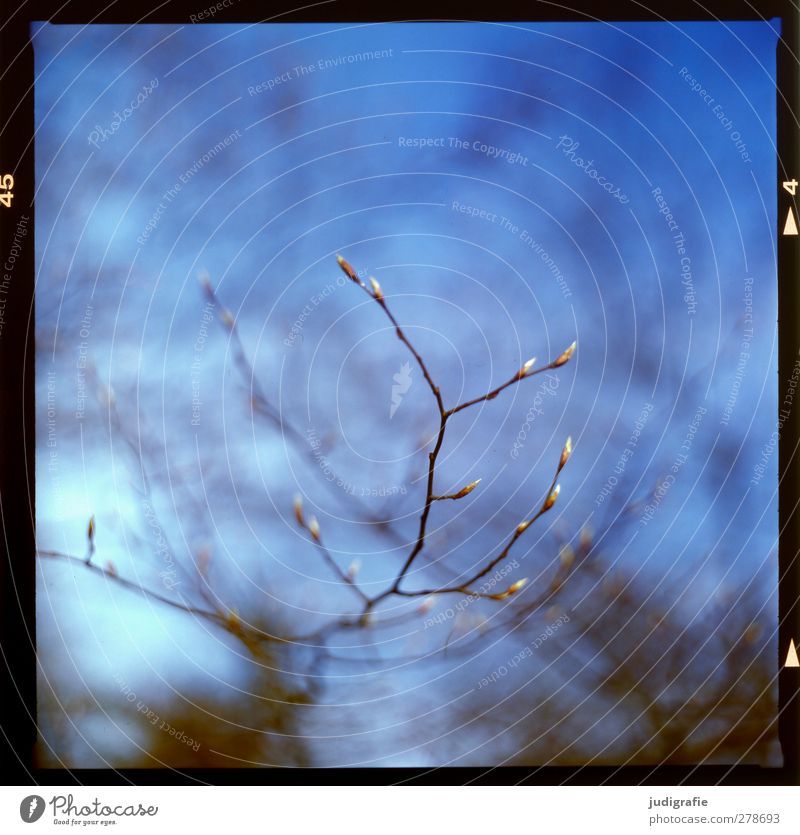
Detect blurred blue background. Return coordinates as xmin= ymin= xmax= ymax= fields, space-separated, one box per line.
xmin=34 ymin=20 xmax=780 ymax=766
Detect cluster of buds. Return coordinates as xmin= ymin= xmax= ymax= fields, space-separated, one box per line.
xmin=326 ymin=253 xmax=579 ymax=617
xmin=512 ymin=436 xmax=573 ymax=540
xmin=293 ymin=493 xmax=321 ymax=542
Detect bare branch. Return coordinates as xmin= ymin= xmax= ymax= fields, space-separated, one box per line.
xmin=198 ymin=270 xmax=407 ymax=542
xmin=447 ymin=343 xmax=576 ymax=417
xmin=336 ymin=255 xmax=577 ymax=614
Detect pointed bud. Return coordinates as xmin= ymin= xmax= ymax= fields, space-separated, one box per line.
xmin=308 ymin=516 xmax=321 ymax=542
xmin=347 ymin=559 xmax=361 ymax=580
xmin=369 ymin=277 xmax=383 ymax=301
xmin=105 ymin=560 xmax=117 ymax=577
xmin=418 ymin=595 xmax=437 ymax=614
xmin=558 ymin=436 xmax=573 ymax=470
xmin=293 ymin=494 xmax=305 ymax=528
xmin=553 ymin=340 xmax=576 ymax=367
xmin=452 ymin=478 xmax=481 ymax=499
xmin=88 ymin=515 xmax=95 ymax=543
xmin=518 ymin=357 xmax=536 ymax=379
xmin=490 ymin=578 xmax=528 ymax=600
xmin=219 ymin=308 xmax=235 ymax=329
xmin=336 ymin=254 xmax=359 ymax=283
xmin=516 ymin=519 xmax=531 ymax=535
xmin=542 ymin=483 xmax=561 ymax=512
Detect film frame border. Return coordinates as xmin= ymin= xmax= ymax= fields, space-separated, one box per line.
xmin=0 ymin=0 xmax=797 ymax=786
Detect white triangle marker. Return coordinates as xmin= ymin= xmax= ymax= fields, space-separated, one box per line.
xmin=783 ymin=207 xmax=798 ymax=236
xmin=786 ymin=639 xmax=800 ymax=668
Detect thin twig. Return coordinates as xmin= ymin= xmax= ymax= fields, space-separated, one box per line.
xmin=199 ymin=272 xmax=409 ymax=543
xmin=304 ymin=517 xmax=370 ymax=604
xmin=447 ymin=346 xmax=575 ymax=418
xmin=37 ymin=549 xmax=222 ymax=622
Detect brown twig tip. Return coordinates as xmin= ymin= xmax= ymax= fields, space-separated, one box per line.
xmin=86 ymin=515 xmax=96 ymax=563
xmin=336 ymin=254 xmax=360 ymax=283
xmin=105 ymin=560 xmax=117 ymax=577
xmin=197 ymin=269 xmax=213 ymax=293
xmin=542 ymin=483 xmax=561 ymax=512
xmin=558 ymin=436 xmax=573 ymax=470
xmin=433 ymin=478 xmax=481 ymax=501
xmin=517 ymin=357 xmax=537 ymax=379
xmin=308 ymin=516 xmax=321 ymax=542
xmin=293 ymin=494 xmax=305 ymax=528
xmin=553 ymin=340 xmax=577 ymax=367
xmin=225 ymin=607 xmax=241 ymax=631
xmin=369 ymin=277 xmax=383 ymax=301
